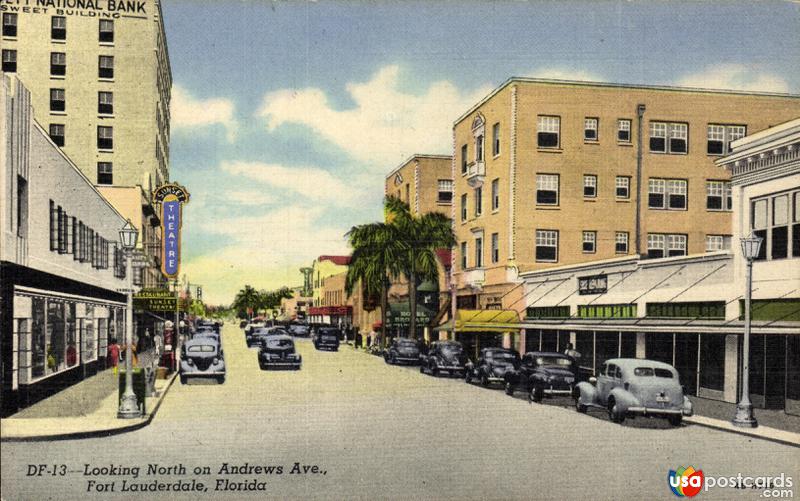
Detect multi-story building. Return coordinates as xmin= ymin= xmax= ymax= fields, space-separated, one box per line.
xmin=385 ymin=154 xmax=453 ymax=213
xmin=1 ymin=0 xmax=172 ymax=290
xmin=451 ymin=78 xmax=800 ymax=322
xmin=1 ymin=76 xmax=129 ymax=416
xmin=308 ymin=271 xmax=353 ymax=327
xmin=279 ymin=287 xmax=311 ymax=322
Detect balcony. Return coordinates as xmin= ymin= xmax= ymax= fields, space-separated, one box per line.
xmin=461 ymin=268 xmax=485 ymax=290
xmin=465 ymin=161 xmax=485 ymax=188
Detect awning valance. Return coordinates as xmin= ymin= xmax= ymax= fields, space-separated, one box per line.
xmin=434 ymin=309 xmax=521 ymax=333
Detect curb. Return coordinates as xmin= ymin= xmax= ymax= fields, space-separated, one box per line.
xmin=684 ymin=418 xmax=800 ymax=449
xmin=0 ymin=372 xmax=178 ymax=443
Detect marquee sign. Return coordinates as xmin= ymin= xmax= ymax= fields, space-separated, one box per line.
xmin=153 ymin=183 xmax=190 ymax=279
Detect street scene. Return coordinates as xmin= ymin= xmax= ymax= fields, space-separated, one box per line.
xmin=1 ymin=0 xmax=800 ymax=500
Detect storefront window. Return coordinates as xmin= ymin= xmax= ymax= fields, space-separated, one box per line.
xmin=47 ymin=300 xmax=65 ymax=374
xmin=575 ymin=331 xmax=594 ymax=372
xmin=595 ymin=331 xmax=619 ymax=369
xmin=699 ymin=333 xmax=725 ymax=391
xmin=66 ymin=302 xmax=77 ymax=368
xmin=31 ymin=297 xmax=46 ymax=378
xmin=82 ymin=305 xmax=97 ymax=363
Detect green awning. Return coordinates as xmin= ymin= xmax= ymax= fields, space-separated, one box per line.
xmin=434 ymin=309 xmax=521 ymax=333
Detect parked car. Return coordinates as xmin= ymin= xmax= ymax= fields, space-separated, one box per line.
xmin=419 ymin=340 xmax=467 ymax=377
xmin=312 ymin=327 xmax=341 ymax=351
xmin=574 ymin=358 xmax=693 ymax=426
xmin=258 ymin=335 xmax=302 ymax=370
xmin=196 ymin=320 xmax=220 ymax=333
xmin=240 ymin=320 xmax=248 ymax=329
xmin=180 ymin=338 xmax=225 ymax=384
xmin=465 ymin=347 xmax=521 ymax=387
xmin=288 ymin=323 xmax=310 ymax=337
xmin=383 ymin=338 xmax=421 ymax=365
xmin=194 ymin=330 xmax=221 ymax=344
xmin=244 ymin=320 xmax=266 ymax=337
xmin=247 ymin=326 xmax=289 ymax=348
xmin=504 ymin=352 xmax=578 ymax=402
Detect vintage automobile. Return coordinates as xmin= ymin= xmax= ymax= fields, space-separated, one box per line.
xmin=240 ymin=320 xmax=248 ymax=329
xmin=465 ymin=347 xmax=521 ymax=387
xmin=383 ymin=338 xmax=421 ymax=365
xmin=287 ymin=323 xmax=310 ymax=337
xmin=243 ymin=320 xmax=266 ymax=336
xmin=312 ymin=327 xmax=341 ymax=351
xmin=247 ymin=326 xmax=289 ymax=348
xmin=194 ymin=330 xmax=221 ymax=344
xmin=574 ymin=358 xmax=693 ymax=426
xmin=180 ymin=338 xmax=225 ymax=384
xmin=504 ymin=352 xmax=578 ymax=402
xmin=258 ymin=334 xmax=302 ymax=370
xmin=196 ymin=320 xmax=220 ymax=333
xmin=419 ymin=340 xmax=467 ymax=377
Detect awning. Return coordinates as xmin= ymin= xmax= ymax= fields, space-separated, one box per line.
xmin=434 ymin=309 xmax=521 ymax=333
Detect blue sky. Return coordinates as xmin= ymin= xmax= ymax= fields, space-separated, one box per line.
xmin=162 ymin=0 xmax=800 ymax=304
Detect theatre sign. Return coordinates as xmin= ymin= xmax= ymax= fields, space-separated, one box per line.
xmin=153 ymin=183 xmax=190 ymax=280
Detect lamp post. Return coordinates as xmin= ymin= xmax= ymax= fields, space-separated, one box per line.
xmin=733 ymin=233 xmax=762 ymax=428
xmin=117 ymin=220 xmax=142 ymax=419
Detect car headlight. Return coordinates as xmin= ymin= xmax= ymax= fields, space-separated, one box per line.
xmin=186 ymin=358 xmax=194 ymax=366
xmin=213 ymin=357 xmax=219 ymax=365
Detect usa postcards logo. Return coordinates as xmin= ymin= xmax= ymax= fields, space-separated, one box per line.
xmin=669 ymin=466 xmax=705 ymax=497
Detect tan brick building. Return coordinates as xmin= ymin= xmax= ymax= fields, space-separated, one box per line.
xmin=451 ymin=78 xmax=800 ymax=319
xmin=385 ymin=154 xmax=453 ymax=215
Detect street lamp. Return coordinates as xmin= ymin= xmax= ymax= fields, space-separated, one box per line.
xmin=117 ymin=220 xmax=142 ymax=419
xmin=732 ymin=232 xmax=762 ymax=428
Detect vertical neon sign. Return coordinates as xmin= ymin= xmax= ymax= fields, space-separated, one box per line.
xmin=153 ymin=183 xmax=190 ymax=279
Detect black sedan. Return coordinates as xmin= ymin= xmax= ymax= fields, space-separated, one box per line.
xmin=312 ymin=327 xmax=341 ymax=351
xmin=419 ymin=340 xmax=467 ymax=377
xmin=258 ymin=335 xmax=302 ymax=370
xmin=247 ymin=326 xmax=289 ymax=348
xmin=383 ymin=338 xmax=420 ymax=365
xmin=465 ymin=347 xmax=521 ymax=387
xmin=504 ymin=352 xmax=578 ymax=402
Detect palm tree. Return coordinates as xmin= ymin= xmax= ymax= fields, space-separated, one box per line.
xmin=345 ymin=221 xmax=405 ymax=346
xmin=232 ymin=285 xmax=259 ymax=319
xmin=385 ymin=196 xmax=455 ymax=339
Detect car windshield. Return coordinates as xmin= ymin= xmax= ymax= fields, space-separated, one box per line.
xmin=441 ymin=344 xmax=462 ymax=354
xmin=397 ymin=340 xmax=416 ymax=347
xmin=320 ymin=329 xmax=338 ymax=335
xmin=634 ymin=367 xmax=673 ymax=378
xmin=535 ymin=356 xmax=572 ymax=367
xmin=266 ymin=338 xmax=293 ymax=349
xmin=187 ymin=345 xmax=215 ymax=353
xmin=488 ymin=351 xmax=518 ymax=361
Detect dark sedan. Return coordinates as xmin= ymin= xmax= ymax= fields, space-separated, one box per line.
xmin=419 ymin=340 xmax=467 ymax=377
xmin=384 ymin=338 xmax=420 ymax=365
xmin=312 ymin=327 xmax=341 ymax=351
xmin=465 ymin=347 xmax=521 ymax=387
xmin=504 ymin=352 xmax=578 ymax=402
xmin=247 ymin=326 xmax=289 ymax=347
xmin=258 ymin=335 xmax=302 ymax=370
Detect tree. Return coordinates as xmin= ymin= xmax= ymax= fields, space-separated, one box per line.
xmin=385 ymin=196 xmax=455 ymax=339
xmin=232 ymin=285 xmax=259 ymax=319
xmin=345 ymin=221 xmax=406 ymax=346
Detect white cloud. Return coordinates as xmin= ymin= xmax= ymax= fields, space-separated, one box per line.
xmin=171 ymin=84 xmax=238 ymax=141
xmin=675 ymin=64 xmax=789 ymax=93
xmin=256 ymin=65 xmax=492 ymax=167
xmin=525 ymin=66 xmax=604 ymax=82
xmin=221 ymin=160 xmax=369 ymax=207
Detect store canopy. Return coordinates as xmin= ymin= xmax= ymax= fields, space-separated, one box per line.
xmin=434 ymin=309 xmax=521 ymax=333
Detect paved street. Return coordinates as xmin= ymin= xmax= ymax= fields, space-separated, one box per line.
xmin=1 ymin=324 xmax=797 ymax=501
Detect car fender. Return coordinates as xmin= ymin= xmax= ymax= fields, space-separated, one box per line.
xmin=682 ymin=395 xmax=693 ymax=416
xmin=575 ymin=381 xmax=598 ymax=406
xmin=608 ymin=387 xmax=640 ymax=413
xmin=504 ymin=369 xmax=520 ymax=385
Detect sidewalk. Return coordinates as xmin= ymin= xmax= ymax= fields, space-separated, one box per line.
xmin=0 ymin=367 xmax=176 ymax=442
xmin=685 ymin=396 xmax=800 ymax=447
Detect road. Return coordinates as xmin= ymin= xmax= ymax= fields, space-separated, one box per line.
xmin=1 ymin=324 xmax=797 ymax=500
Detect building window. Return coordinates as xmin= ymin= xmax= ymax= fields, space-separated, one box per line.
xmin=51 ymin=16 xmax=66 ymax=40
xmin=2 ymin=13 xmax=17 ymax=37
xmin=50 ymin=88 xmax=65 ymax=112
xmin=492 ymin=123 xmax=500 ymax=156
xmin=648 ymin=178 xmax=687 ymax=210
xmin=460 ymin=193 xmax=467 ymax=222
xmin=97 ymin=126 xmax=113 ymax=149
xmin=647 ymin=233 xmax=687 ymax=258
xmin=615 ymin=176 xmax=630 ymax=199
xmin=750 ymin=192 xmax=800 ymax=261
xmin=650 ymin=121 xmax=688 ymax=154
xmin=50 ymin=52 xmax=66 ymax=76
xmin=475 ymin=134 xmax=484 ymax=162
xmin=537 ymin=115 xmax=560 ymax=148
xmin=491 ymin=178 xmax=499 ymax=211
xmin=1 ymin=49 xmax=16 ymax=72
xmin=460 ymin=241 xmax=468 ymax=269
xmin=460 ymin=144 xmax=468 ymax=174
xmin=647 ymin=302 xmax=725 ymax=319
xmin=584 ymin=117 xmax=598 ymax=141
xmin=99 ymin=55 xmax=114 ymax=79
xmin=16 ymin=176 xmax=27 ymax=238
xmin=98 ymin=91 xmax=113 ymax=114
xmin=705 ymin=235 xmax=731 ymax=252
xmin=795 ymin=192 xmax=800 ymax=258
xmin=582 ymin=231 xmax=596 ymax=253
xmin=617 ymin=119 xmax=631 ymax=142
xmin=475 ymin=236 xmax=483 ymax=267
xmin=615 ymin=232 xmax=628 ymax=254
xmin=536 ymin=174 xmax=559 ymax=205
xmin=772 ymin=194 xmax=790 ymax=260
xmin=437 ymin=179 xmax=453 ymax=203
xmin=707 ymin=124 xmax=746 ymax=155
xmin=99 ymin=19 xmax=114 ymax=42
xmin=97 ymin=162 xmax=113 ymax=185
xmin=491 ymin=233 xmax=499 ymax=263
xmin=583 ymin=175 xmax=597 ymax=198
xmin=49 ymin=124 xmax=65 ymax=147
xmin=535 ymin=229 xmax=558 ymax=262
xmin=706 ymin=180 xmax=732 ymax=211
xmin=474 ymin=186 xmax=482 ymax=217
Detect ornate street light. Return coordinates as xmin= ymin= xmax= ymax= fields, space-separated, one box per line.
xmin=118 ymin=220 xmax=142 ymax=419
xmin=732 ymin=232 xmax=762 ymax=428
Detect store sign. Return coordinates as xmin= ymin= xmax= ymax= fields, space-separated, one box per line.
xmin=153 ymin=183 xmax=190 ymax=279
xmin=0 ymin=0 xmax=148 ymax=18
xmin=134 ymin=289 xmax=178 ymax=312
xmin=386 ymin=303 xmax=435 ymax=328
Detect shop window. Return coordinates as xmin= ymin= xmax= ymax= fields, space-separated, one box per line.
xmin=50 ymin=88 xmax=65 ymax=112
xmin=97 ymin=125 xmax=113 ymax=149
xmin=537 ymin=115 xmax=560 ymax=148
xmin=650 ymin=121 xmax=688 ymax=154
xmin=707 ymin=124 xmax=746 ymax=155
xmin=50 ymin=52 xmax=66 ymax=76
xmin=582 ymin=231 xmax=596 ymax=253
xmin=82 ymin=305 xmax=97 ymax=363
xmin=492 ymin=123 xmax=500 ymax=156
xmin=31 ymin=297 xmax=46 ymax=378
xmin=615 ymin=232 xmax=628 ymax=254
xmin=97 ymin=162 xmax=113 ymax=185
xmin=536 ymin=174 xmax=559 ymax=205
xmin=584 ymin=117 xmax=598 ymax=141
xmin=2 ymin=49 xmax=16 ymax=72
xmin=51 ymin=16 xmax=66 ymax=40
xmin=98 ymin=55 xmax=114 ymax=79
xmin=98 ymin=91 xmax=113 ymax=114
xmin=697 ymin=333 xmax=725 ymax=391
xmin=595 ymin=332 xmax=619 ymax=369
xmin=535 ymin=229 xmax=558 ymax=262
xmin=574 ymin=331 xmax=594 ymax=372
xmin=583 ymin=175 xmax=597 ymax=198
xmin=49 ymin=124 xmax=65 ymax=147
xmin=437 ymin=179 xmax=453 ymax=203
xmin=617 ymin=119 xmax=631 ymax=142
xmin=3 ymin=13 xmax=17 ymax=37
xmin=706 ymin=181 xmax=732 ymax=211
xmin=615 ymin=176 xmax=630 ymax=199
xmin=99 ymin=19 xmax=114 ymax=42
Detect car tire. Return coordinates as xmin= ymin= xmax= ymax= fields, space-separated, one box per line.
xmin=504 ymin=381 xmax=514 ymax=396
xmin=391 ymin=354 xmax=398 ymax=365
xmin=465 ymin=370 xmax=472 ymax=384
xmin=180 ymin=375 xmax=187 ymax=385
xmin=608 ymin=399 xmax=625 ymax=424
xmin=480 ymin=373 xmax=489 ymax=388
xmin=216 ymin=376 xmax=225 ymax=384
xmin=431 ymin=363 xmax=439 ymax=377
xmin=419 ymin=364 xmax=425 ymax=374
xmin=575 ymin=396 xmax=587 ymax=413
xmin=668 ymin=415 xmax=683 ymax=427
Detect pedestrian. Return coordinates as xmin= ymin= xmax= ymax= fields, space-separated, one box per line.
xmin=564 ymin=342 xmax=581 ymax=361
xmin=153 ymin=331 xmax=163 ymax=359
xmin=107 ymin=338 xmax=120 ymax=374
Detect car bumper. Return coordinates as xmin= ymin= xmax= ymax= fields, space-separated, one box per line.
xmin=262 ymin=361 xmax=301 ymax=368
xmin=438 ymin=365 xmax=465 ymax=372
xmin=543 ymin=387 xmax=573 ymax=396
xmin=626 ymin=406 xmax=692 ymax=417
xmin=395 ymin=356 xmax=420 ymax=363
xmin=180 ymin=369 xmax=226 ymax=376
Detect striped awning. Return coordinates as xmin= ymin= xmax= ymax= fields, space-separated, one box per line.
xmin=434 ymin=309 xmax=521 ymax=333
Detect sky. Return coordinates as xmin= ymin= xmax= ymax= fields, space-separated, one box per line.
xmin=162 ymin=0 xmax=800 ymax=305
